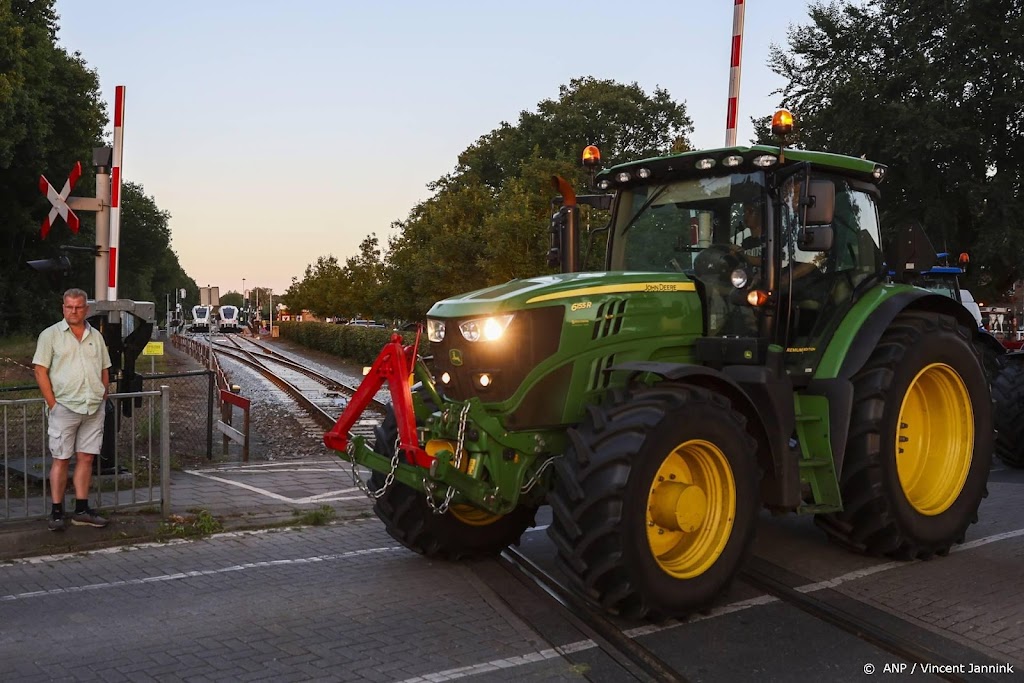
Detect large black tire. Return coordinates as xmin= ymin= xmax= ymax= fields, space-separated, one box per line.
xmin=368 ymin=407 xmax=536 ymax=560
xmin=816 ymin=311 xmax=992 ymax=558
xmin=992 ymin=357 xmax=1024 ymax=468
xmin=547 ymin=382 xmax=759 ymax=620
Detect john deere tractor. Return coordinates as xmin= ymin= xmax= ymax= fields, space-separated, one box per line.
xmin=325 ymin=111 xmax=992 ymax=619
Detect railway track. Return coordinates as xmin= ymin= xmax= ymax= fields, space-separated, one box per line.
xmin=209 ymin=333 xmax=387 ymax=442
xmin=478 ymin=544 xmax=1007 ymax=682
xmin=493 ymin=547 xmax=689 ymax=682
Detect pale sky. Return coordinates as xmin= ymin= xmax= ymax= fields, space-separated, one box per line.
xmin=54 ymin=0 xmax=813 ymax=296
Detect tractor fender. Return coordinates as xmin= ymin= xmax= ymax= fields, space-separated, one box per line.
xmin=809 ymin=289 xmax=984 ymax=480
xmin=608 ymin=360 xmax=800 ymax=510
xmin=832 ymin=289 xmax=980 ymax=382
xmin=976 ymin=328 xmax=1011 ymax=361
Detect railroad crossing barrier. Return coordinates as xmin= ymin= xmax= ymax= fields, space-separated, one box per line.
xmin=217 ymin=386 xmax=250 ymax=462
xmin=1 ymin=386 xmax=172 ymax=522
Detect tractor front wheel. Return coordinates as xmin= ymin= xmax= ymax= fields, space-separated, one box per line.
xmin=547 ymin=382 xmax=759 ymax=620
xmin=817 ymin=311 xmax=992 ymax=557
xmin=368 ymin=407 xmax=536 ymax=560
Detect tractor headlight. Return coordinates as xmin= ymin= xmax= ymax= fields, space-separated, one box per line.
xmin=426 ymin=319 xmax=446 ymax=342
xmin=459 ymin=314 xmax=514 ymax=342
xmin=730 ymin=268 xmax=749 ymax=289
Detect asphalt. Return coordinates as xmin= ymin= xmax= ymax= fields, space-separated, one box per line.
xmin=0 ymin=456 xmax=377 ymax=562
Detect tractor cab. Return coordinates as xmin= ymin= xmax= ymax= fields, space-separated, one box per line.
xmin=593 ymin=118 xmax=887 ymax=380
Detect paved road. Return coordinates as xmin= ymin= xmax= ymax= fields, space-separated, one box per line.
xmin=1 ymin=461 xmax=1021 ymax=682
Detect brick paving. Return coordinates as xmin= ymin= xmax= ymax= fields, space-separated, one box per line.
xmin=2 ymin=432 xmax=1022 ymax=680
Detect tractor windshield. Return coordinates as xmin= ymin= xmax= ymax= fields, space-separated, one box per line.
xmin=608 ymin=172 xmax=766 ymax=336
xmin=609 ymin=172 xmax=766 ymax=274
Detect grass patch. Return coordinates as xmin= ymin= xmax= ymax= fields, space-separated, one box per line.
xmin=156 ymin=509 xmax=223 ymax=539
xmin=0 ymin=336 xmax=38 ymax=389
xmin=292 ymin=504 xmax=336 ymax=526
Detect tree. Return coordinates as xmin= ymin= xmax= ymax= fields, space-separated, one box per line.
xmin=764 ymin=0 xmax=1023 ymax=300
xmin=0 ymin=0 xmax=105 ymax=333
xmin=373 ymin=78 xmax=693 ymax=321
xmin=289 ymin=78 xmax=694 ymax=322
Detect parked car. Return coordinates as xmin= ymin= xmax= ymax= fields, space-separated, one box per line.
xmin=346 ymin=319 xmax=386 ymax=329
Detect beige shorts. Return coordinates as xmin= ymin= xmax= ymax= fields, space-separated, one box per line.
xmin=47 ymin=403 xmax=105 ymax=460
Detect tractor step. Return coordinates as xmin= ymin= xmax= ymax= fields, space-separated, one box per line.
xmin=798 ymin=503 xmax=842 ymax=514
xmin=799 ymin=458 xmax=833 ymax=467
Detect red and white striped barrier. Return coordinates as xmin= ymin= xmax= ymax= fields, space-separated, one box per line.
xmin=725 ymin=0 xmax=746 ymax=147
xmin=108 ymin=85 xmax=126 ymax=300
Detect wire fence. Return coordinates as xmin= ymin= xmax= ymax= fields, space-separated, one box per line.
xmin=1 ymin=387 xmax=172 ymax=522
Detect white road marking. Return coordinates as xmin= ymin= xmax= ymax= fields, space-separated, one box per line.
xmin=183 ymin=468 xmax=364 ymax=504
xmin=0 ymin=546 xmax=401 ymax=601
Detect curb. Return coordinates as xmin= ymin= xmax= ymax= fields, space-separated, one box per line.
xmin=0 ymin=505 xmax=372 ymax=563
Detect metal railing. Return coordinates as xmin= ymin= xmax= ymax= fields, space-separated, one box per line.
xmin=1 ymin=387 xmax=171 ymax=522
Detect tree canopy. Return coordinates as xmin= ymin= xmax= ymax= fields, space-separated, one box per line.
xmin=283 ymin=77 xmax=693 ymax=321
xmin=0 ymin=0 xmax=195 ymax=333
xmin=758 ymin=0 xmax=1023 ymax=300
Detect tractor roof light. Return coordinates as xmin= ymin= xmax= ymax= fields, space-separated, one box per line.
xmin=695 ymin=158 xmax=716 ymax=170
xmin=582 ymin=145 xmax=601 ymax=167
xmin=872 ymin=165 xmax=887 ymax=181
xmin=722 ymin=155 xmax=744 ymax=167
xmin=597 ymin=179 xmax=612 ymax=190
xmin=637 ymin=167 xmax=652 ymax=179
xmin=752 ymin=155 xmax=779 ymax=168
xmin=616 ymin=171 xmax=632 ymax=183
xmin=771 ymin=109 xmax=794 ymax=137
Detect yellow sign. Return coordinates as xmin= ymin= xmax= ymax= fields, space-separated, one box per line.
xmin=142 ymin=341 xmax=164 ymax=356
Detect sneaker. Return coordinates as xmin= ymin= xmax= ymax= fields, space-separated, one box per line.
xmin=71 ymin=509 xmax=109 ymax=528
xmin=48 ymin=516 xmax=65 ymax=532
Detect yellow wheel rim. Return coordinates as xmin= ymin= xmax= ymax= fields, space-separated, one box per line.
xmin=646 ymin=439 xmax=736 ymax=579
xmin=895 ymin=363 xmax=973 ymax=516
xmin=449 ymin=504 xmax=502 ymax=527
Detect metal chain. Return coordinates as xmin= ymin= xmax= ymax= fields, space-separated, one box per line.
xmin=424 ymin=402 xmax=471 ymax=515
xmin=346 ymin=432 xmax=401 ymax=500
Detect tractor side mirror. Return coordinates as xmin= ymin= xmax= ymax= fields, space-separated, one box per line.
xmin=798 ymin=225 xmax=834 ymax=252
xmin=796 ymin=179 xmax=835 ymax=251
xmin=804 ymin=179 xmax=835 ymax=225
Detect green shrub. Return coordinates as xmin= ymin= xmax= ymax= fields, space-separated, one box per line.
xmin=278 ymin=322 xmax=428 ymax=365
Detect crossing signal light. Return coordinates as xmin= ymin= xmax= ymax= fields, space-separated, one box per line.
xmin=27 ymin=255 xmax=72 ymax=274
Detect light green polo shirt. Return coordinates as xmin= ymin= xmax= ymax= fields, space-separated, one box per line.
xmin=32 ymin=320 xmax=112 ymax=416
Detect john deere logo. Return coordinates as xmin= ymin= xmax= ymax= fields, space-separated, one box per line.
xmin=449 ymin=349 xmax=463 ymax=366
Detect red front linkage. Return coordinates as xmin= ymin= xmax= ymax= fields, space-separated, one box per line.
xmin=323 ymin=331 xmax=432 ymax=468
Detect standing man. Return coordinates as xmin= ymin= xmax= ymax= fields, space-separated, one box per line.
xmin=33 ymin=288 xmax=112 ymax=531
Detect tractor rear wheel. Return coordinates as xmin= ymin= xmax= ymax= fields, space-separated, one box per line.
xmin=992 ymin=358 xmax=1024 ymax=468
xmin=816 ymin=311 xmax=992 ymax=558
xmin=547 ymin=382 xmax=759 ymax=620
xmin=368 ymin=406 xmax=536 ymax=560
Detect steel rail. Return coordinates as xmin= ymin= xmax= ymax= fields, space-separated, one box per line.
xmin=740 ymin=558 xmax=1003 ymax=683
xmin=219 ymin=336 xmax=388 ymax=412
xmin=500 ymin=547 xmax=689 ymax=683
xmin=212 ymin=345 xmax=339 ymax=430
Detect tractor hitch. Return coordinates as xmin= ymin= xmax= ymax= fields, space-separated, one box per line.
xmin=323 ymin=331 xmax=431 ymax=468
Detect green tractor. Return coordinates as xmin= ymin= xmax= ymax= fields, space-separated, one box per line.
xmin=325 ymin=111 xmax=992 ymax=619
